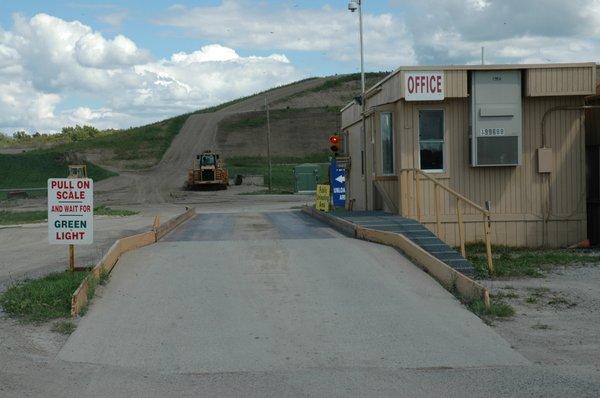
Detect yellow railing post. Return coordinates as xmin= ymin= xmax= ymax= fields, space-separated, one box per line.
xmin=434 ymin=184 xmax=441 ymax=237
xmin=484 ymin=214 xmax=494 ymax=275
xmin=415 ymin=170 xmax=422 ymax=222
xmin=456 ymin=197 xmax=466 ymax=258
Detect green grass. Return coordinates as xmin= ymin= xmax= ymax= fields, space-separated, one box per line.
xmin=468 ymin=299 xmax=515 ymax=324
xmin=0 ymin=210 xmax=47 ymax=225
xmin=275 ymin=72 xmax=389 ymax=105
xmin=0 ymin=206 xmax=137 ymax=225
xmin=0 ymin=271 xmax=88 ymax=322
xmin=0 ymin=151 xmax=116 ymax=195
xmin=465 ymin=243 xmax=600 ymax=278
xmin=94 ymin=205 xmax=138 ymax=216
xmin=220 ymin=106 xmax=339 ymax=132
xmin=227 ymin=154 xmax=330 ymax=192
xmin=45 ymin=114 xmax=189 ymax=166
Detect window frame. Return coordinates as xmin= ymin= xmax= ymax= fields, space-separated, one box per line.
xmin=417 ymin=108 xmax=446 ymax=174
xmin=379 ymin=112 xmax=395 ymax=176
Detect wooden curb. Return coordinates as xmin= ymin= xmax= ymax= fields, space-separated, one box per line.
xmin=155 ymin=207 xmax=196 ymax=241
xmin=302 ymin=206 xmax=490 ymax=308
xmin=71 ymin=208 xmax=197 ymax=317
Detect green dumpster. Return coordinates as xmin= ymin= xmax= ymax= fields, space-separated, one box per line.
xmin=293 ymin=163 xmax=320 ymax=193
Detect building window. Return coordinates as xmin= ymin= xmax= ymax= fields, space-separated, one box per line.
xmin=380 ymin=112 xmax=394 ymax=175
xmin=418 ymin=110 xmax=444 ymax=172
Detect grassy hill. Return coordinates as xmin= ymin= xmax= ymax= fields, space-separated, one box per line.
xmin=0 ymin=73 xmax=388 ymax=192
xmin=0 ymin=151 xmax=116 ymax=199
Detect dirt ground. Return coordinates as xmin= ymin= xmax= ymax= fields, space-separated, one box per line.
xmin=482 ymin=265 xmax=600 ymax=366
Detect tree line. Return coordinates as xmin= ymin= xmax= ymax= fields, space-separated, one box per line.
xmin=0 ymin=125 xmax=116 ymax=147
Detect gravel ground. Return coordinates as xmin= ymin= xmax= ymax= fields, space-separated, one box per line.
xmin=481 ymin=265 xmax=600 ymax=366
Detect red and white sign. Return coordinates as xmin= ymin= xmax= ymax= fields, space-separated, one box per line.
xmin=48 ymin=178 xmax=93 ymax=245
xmin=404 ymin=71 xmax=444 ymax=101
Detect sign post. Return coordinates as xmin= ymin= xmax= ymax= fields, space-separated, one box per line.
xmin=48 ymin=178 xmax=94 ymax=271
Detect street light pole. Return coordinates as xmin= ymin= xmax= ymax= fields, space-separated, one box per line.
xmin=349 ymin=0 xmax=368 ymax=210
xmin=265 ymin=95 xmax=272 ymax=193
xmin=358 ymin=1 xmax=365 ymax=94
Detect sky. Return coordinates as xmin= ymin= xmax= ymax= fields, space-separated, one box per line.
xmin=1 ymin=0 xmax=599 ymax=134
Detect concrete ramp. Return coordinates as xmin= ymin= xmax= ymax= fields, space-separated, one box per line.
xmin=59 ymin=211 xmax=527 ymax=374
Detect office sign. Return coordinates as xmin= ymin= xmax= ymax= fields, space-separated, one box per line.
xmin=404 ymin=71 xmax=444 ymax=101
xmin=48 ymin=178 xmax=94 ymax=244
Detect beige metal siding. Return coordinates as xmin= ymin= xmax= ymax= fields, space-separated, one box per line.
xmin=526 ymin=67 xmax=595 ymax=96
xmin=396 ymin=97 xmax=586 ymax=247
xmin=341 ymin=103 xmax=361 ymax=129
xmin=346 ymin=122 xmax=365 ymax=210
xmin=367 ymin=73 xmax=402 ymax=108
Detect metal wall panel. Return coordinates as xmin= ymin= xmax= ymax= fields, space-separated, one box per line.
xmin=526 ymin=67 xmax=595 ymax=96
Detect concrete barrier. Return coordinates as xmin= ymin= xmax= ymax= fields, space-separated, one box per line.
xmin=71 ymin=208 xmax=196 ymax=317
xmin=301 ymin=206 xmax=357 ymax=237
xmin=302 ymin=206 xmax=490 ymax=308
xmin=356 ymin=227 xmax=490 ymax=307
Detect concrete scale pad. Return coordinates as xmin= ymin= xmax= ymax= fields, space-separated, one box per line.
xmin=59 ymin=211 xmax=526 ymax=374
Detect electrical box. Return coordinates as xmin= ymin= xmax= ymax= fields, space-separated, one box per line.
xmin=537 ymin=147 xmax=553 ymax=173
xmin=471 ymin=71 xmax=522 ymax=166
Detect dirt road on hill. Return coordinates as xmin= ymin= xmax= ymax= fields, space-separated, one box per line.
xmin=95 ymin=78 xmax=329 ymax=205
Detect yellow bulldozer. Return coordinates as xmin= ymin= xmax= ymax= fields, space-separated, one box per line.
xmin=186 ymin=151 xmax=228 ymax=190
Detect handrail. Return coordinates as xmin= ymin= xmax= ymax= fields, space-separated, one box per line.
xmin=400 ymin=168 xmax=495 ymax=275
xmin=410 ymin=170 xmax=490 ymax=216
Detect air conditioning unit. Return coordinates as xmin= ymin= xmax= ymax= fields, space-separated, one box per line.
xmin=471 ymin=71 xmax=522 ymax=166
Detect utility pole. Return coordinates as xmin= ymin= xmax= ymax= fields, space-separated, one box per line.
xmin=265 ymin=96 xmax=272 ymax=192
xmin=350 ymin=0 xmax=368 ymax=210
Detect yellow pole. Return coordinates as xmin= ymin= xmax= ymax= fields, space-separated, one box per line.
xmin=456 ymin=198 xmax=466 ymax=258
xmin=415 ymin=170 xmax=422 ymax=222
xmin=434 ymin=184 xmax=441 ymax=237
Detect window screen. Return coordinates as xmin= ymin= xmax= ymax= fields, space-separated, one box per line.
xmin=380 ymin=113 xmax=394 ymax=175
xmin=419 ymin=110 xmax=444 ymax=171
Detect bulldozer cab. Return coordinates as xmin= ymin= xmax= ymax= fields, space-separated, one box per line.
xmin=68 ymin=165 xmax=88 ymax=178
xmin=197 ymin=153 xmax=218 ymax=167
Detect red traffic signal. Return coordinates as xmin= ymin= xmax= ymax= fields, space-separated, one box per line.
xmin=329 ymin=135 xmax=342 ymax=153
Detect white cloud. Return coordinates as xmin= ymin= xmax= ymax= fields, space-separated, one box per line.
xmin=155 ymin=1 xmax=417 ymax=69
xmin=0 ymin=14 xmax=301 ymax=134
xmin=159 ymin=0 xmax=600 ymax=67
xmin=97 ymin=10 xmax=128 ymax=28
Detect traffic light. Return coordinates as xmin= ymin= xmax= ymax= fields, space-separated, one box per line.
xmin=329 ymin=134 xmax=342 ymax=155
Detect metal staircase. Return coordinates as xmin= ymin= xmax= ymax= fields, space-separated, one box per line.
xmin=333 ymin=210 xmax=476 ymax=275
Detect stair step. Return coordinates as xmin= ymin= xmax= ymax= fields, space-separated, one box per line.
xmin=332 ymin=210 xmax=478 ymax=274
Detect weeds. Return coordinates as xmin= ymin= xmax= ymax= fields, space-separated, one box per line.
xmin=94 ymin=206 xmax=138 ymax=217
xmin=468 ymin=299 xmax=515 ymax=324
xmin=0 ymin=210 xmax=47 ymax=225
xmin=0 ymin=271 xmax=88 ymax=322
xmin=466 ymin=243 xmax=600 ymax=278
xmin=52 ymin=320 xmax=76 ymax=335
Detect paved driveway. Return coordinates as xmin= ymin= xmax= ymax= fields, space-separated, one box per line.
xmin=59 ymin=211 xmax=526 ymax=374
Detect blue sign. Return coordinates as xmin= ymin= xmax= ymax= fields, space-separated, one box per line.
xmin=330 ymin=159 xmax=346 ymax=208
